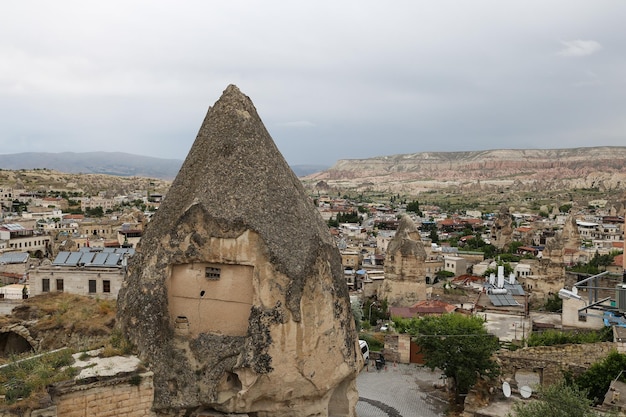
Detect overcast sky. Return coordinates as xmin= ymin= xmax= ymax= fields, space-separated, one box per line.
xmin=1 ymin=1 xmax=624 ymax=166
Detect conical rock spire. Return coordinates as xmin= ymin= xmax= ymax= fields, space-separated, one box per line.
xmin=117 ymin=85 xmax=359 ymax=416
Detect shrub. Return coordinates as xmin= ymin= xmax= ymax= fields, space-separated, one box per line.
xmin=0 ymin=349 xmax=78 ymax=405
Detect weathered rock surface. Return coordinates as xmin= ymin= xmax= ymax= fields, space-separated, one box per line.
xmin=304 ymin=147 xmax=626 ymax=194
xmin=117 ymin=85 xmax=360 ymax=416
xmin=490 ymin=205 xmax=514 ymax=250
xmin=379 ymin=215 xmax=430 ymax=306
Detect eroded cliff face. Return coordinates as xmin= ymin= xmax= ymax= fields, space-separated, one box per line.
xmin=117 ymin=85 xmax=360 ymax=417
xmin=305 ymin=147 xmax=626 ymax=193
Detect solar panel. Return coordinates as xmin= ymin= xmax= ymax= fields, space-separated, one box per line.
xmin=3 ymin=223 xmax=26 ymax=231
xmin=0 ymin=252 xmax=29 ymax=264
xmin=90 ymin=253 xmax=109 ymax=266
xmin=488 ymin=293 xmax=520 ymax=307
xmin=79 ymin=252 xmax=96 ymax=265
xmin=505 ymin=284 xmax=525 ymax=296
xmin=48 ymin=248 xmax=133 ymax=268
xmin=104 ymin=253 xmax=121 ymax=266
xmin=66 ymin=252 xmax=82 ymax=265
xmin=103 ymin=248 xmax=116 ymax=253
xmin=52 ymin=252 xmax=71 ymax=265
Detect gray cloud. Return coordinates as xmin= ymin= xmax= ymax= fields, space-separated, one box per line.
xmin=558 ymin=40 xmax=603 ymax=57
xmin=0 ymin=1 xmax=624 ymax=166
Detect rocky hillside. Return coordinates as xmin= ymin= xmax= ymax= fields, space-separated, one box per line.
xmin=0 ymin=169 xmax=171 ymax=198
xmin=0 ymin=152 xmax=182 ymax=180
xmin=0 ymin=152 xmax=324 ymax=179
xmin=304 ymin=147 xmax=626 ymax=194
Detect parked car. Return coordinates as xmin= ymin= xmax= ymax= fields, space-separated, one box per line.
xmin=359 ymin=339 xmax=370 ymax=365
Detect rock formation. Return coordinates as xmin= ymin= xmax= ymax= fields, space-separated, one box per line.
xmin=117 ymin=85 xmax=360 ymax=416
xmin=490 ymin=205 xmax=513 ymax=250
xmin=378 ymin=215 xmax=429 ymax=306
xmin=303 ymin=147 xmax=626 ymax=195
xmin=543 ymin=214 xmax=582 ymax=264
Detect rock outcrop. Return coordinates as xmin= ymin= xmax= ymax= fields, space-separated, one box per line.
xmin=378 ymin=215 xmax=430 ymax=306
xmin=303 ymin=147 xmax=626 ymax=194
xmin=490 ymin=205 xmax=514 ymax=250
xmin=117 ymin=85 xmax=360 ymax=416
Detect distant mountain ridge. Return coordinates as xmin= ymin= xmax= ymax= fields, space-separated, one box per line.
xmin=0 ymin=152 xmax=327 ymax=179
xmin=305 ymin=146 xmax=626 ymax=192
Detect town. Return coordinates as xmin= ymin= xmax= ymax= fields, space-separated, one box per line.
xmin=0 ymin=167 xmax=625 ymax=416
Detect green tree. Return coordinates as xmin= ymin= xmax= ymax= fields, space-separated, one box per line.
xmin=573 ymin=350 xmax=626 ymax=405
xmin=406 ymin=200 xmax=422 ymax=216
xmin=429 ymin=229 xmax=439 ymax=243
xmin=508 ymin=381 xmax=603 ymax=417
xmin=406 ymin=313 xmax=500 ymax=404
xmin=544 ymin=292 xmax=563 ymax=312
xmin=84 ymin=206 xmax=104 ymax=217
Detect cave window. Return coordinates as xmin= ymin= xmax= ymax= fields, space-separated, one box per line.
xmin=205 ymin=267 xmax=221 ymax=280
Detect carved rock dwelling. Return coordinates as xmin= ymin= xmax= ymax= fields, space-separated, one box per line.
xmin=378 ymin=215 xmax=429 ymax=306
xmin=490 ymin=205 xmax=514 ymax=250
xmin=117 ymin=85 xmax=360 ymax=416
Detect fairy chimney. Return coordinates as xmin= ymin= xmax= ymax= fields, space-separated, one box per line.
xmin=117 ymin=85 xmax=360 ymax=417
xmin=491 ymin=204 xmax=514 ymax=250
xmin=378 ymin=215 xmax=429 ymax=306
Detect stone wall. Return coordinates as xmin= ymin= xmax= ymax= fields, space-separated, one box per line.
xmin=498 ymin=342 xmax=615 ymax=387
xmin=383 ymin=334 xmax=410 ymax=364
xmin=3 ymin=372 xmax=157 ymax=417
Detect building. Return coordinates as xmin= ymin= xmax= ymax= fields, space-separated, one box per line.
xmin=443 ymin=256 xmax=467 ymax=277
xmin=0 ymin=223 xmax=51 ymax=257
xmin=29 ymin=248 xmax=134 ymax=299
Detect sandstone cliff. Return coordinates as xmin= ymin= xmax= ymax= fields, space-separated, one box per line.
xmin=305 ymin=147 xmax=626 ymax=193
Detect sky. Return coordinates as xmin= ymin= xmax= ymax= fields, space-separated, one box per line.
xmin=1 ymin=1 xmax=625 ymax=166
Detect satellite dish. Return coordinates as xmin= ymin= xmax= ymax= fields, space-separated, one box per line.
xmin=520 ymin=385 xmax=533 ymax=399
xmin=502 ymin=381 xmax=511 ymax=398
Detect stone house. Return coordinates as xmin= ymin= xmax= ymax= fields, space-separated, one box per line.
xmin=443 ymin=255 xmax=467 ymax=277
xmin=0 ymin=223 xmax=51 ymax=258
xmin=29 ymin=248 xmax=133 ymax=299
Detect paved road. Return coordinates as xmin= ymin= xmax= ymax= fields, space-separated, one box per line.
xmin=356 ymin=363 xmax=448 ymax=417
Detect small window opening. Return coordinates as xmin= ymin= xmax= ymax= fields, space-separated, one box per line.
xmin=205 ymin=267 xmax=221 ymax=280
xmin=200 ymin=290 xmax=206 ymax=297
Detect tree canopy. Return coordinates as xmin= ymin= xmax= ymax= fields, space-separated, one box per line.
xmin=572 ymin=350 xmax=626 ymax=405
xmin=402 ymin=313 xmax=500 ymax=403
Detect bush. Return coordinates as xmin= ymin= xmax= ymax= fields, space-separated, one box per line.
xmin=527 ymin=328 xmax=612 ymax=347
xmin=0 ymin=349 xmax=78 ymax=405
xmin=358 ymin=332 xmax=384 ymax=352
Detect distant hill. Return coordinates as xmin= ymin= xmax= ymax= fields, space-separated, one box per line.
xmin=0 ymin=152 xmax=327 ymax=180
xmin=304 ymin=146 xmax=626 ymax=193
